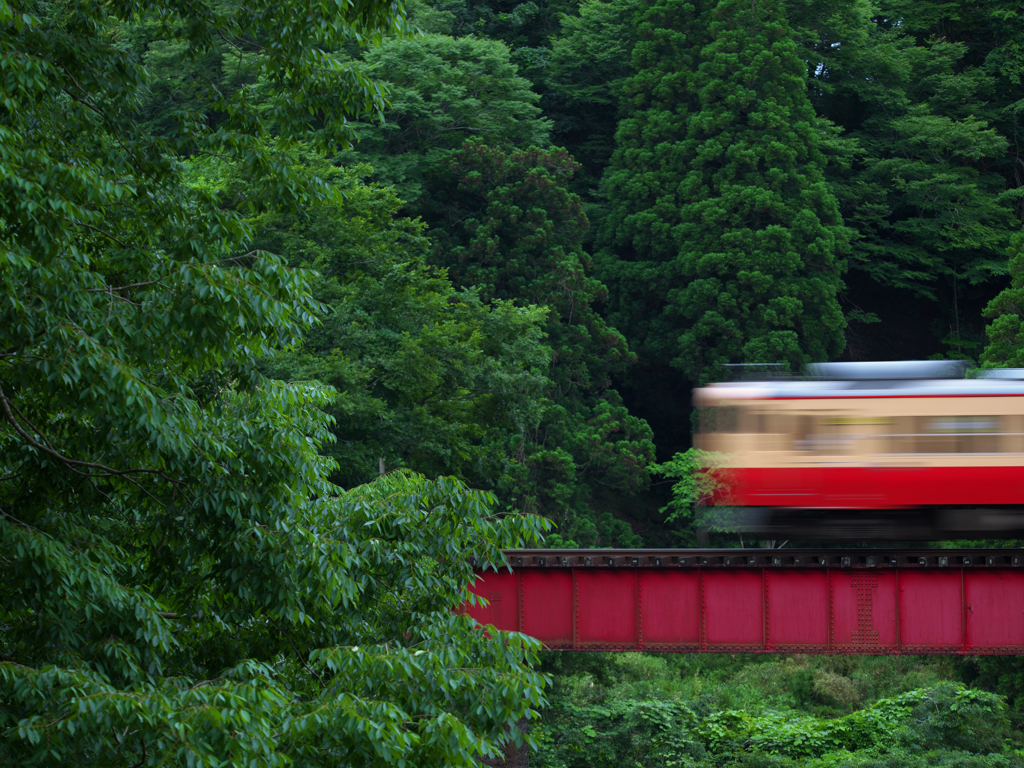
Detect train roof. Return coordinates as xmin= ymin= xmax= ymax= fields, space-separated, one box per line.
xmin=695 ymin=362 xmax=1024 ymax=402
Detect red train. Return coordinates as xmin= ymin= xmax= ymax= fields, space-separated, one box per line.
xmin=693 ymin=361 xmax=1024 ymax=539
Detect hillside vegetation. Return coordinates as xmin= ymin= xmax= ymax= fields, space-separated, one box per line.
xmin=5 ymin=0 xmax=1024 ymax=765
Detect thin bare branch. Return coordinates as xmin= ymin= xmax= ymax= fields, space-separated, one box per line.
xmin=65 ymin=219 xmax=132 ymax=249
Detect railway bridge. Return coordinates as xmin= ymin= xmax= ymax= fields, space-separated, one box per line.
xmin=469 ymin=548 xmax=1024 ymax=654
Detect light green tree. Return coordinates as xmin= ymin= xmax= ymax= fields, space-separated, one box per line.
xmin=981 ymin=231 xmax=1024 ymax=367
xmin=250 ymin=159 xmax=552 ymax=489
xmin=350 ymin=33 xmax=550 ymax=205
xmin=0 ymin=1 xmax=547 ymax=765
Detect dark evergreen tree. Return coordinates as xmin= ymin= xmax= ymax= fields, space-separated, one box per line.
xmin=596 ymin=0 xmax=700 ymax=288
xmin=545 ymin=0 xmax=637 ymax=197
xmin=427 ymin=141 xmax=655 ymax=546
xmin=599 ymin=0 xmax=849 ymax=384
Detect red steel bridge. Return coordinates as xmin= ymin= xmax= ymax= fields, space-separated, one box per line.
xmin=468 ymin=549 xmax=1024 ymax=655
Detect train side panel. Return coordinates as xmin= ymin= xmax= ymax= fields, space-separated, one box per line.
xmin=695 ymin=394 xmax=1024 ymax=510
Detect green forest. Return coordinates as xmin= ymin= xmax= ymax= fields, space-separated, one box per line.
xmin=5 ymin=0 xmax=1024 ymax=765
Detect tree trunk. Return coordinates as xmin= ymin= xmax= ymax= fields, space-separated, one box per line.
xmin=481 ymin=717 xmax=528 ymax=768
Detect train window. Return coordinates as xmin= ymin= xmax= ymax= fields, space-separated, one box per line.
xmin=764 ymin=413 xmax=789 ymax=435
xmin=918 ymin=416 xmax=1001 ymax=453
xmin=697 ymin=406 xmax=711 ymax=435
xmin=698 ymin=405 xmax=739 ymax=433
xmin=890 ymin=416 xmax=916 ymax=453
xmin=812 ymin=416 xmax=855 ymax=453
xmin=1003 ymin=416 xmax=1024 ymax=452
xmin=739 ymin=409 xmax=763 ymax=434
xmin=915 ymin=416 xmax=950 ymax=454
xmin=885 ymin=416 xmax=1012 ymax=454
xmin=794 ymin=415 xmax=815 ymax=451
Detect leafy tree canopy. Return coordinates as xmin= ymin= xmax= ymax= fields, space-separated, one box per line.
xmin=545 ymin=0 xmax=636 ymax=189
xmin=348 ymin=33 xmax=551 ymax=205
xmin=249 ymin=157 xmax=552 ymax=490
xmin=0 ymin=1 xmax=548 ymax=764
xmin=981 ymin=230 xmax=1024 ymax=367
xmin=824 ymin=18 xmax=1017 ymax=300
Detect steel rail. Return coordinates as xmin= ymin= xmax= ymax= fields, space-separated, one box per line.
xmin=494 ymin=548 xmax=1024 ymax=569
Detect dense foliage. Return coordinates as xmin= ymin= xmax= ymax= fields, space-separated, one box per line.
xmin=599 ymin=0 xmax=850 ymax=384
xmin=106 ymin=0 xmax=1024 ymax=544
xmin=426 ymin=141 xmax=654 ymax=542
xmin=8 ymin=0 xmax=1024 ymax=764
xmin=251 ymin=159 xmax=552 ymax=493
xmin=535 ymin=653 xmax=1021 ymax=767
xmin=0 ymin=1 xmax=548 ymax=765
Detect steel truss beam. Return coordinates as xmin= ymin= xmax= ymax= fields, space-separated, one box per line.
xmin=467 ymin=550 xmax=1024 ymax=654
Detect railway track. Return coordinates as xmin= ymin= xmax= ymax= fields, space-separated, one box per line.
xmin=498 ymin=547 xmax=1024 ymax=569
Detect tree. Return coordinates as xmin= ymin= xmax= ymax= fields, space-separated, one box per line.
xmin=793 ymin=1 xmax=1022 ymax=359
xmin=349 ymin=33 xmax=550 ymax=205
xmin=599 ymin=0 xmax=849 ymax=384
xmin=251 ymin=159 xmax=552 ymax=490
xmin=404 ymin=0 xmax=578 ymax=66
xmin=830 ymin=25 xmax=1015 ymax=291
xmin=592 ymin=0 xmax=701 ymax=399
xmin=596 ymin=0 xmax=700 ymax=282
xmin=427 ymin=141 xmax=655 ymax=546
xmin=0 ymin=1 xmax=547 ymax=764
xmin=545 ymin=0 xmax=637 ymax=193
xmin=981 ymin=231 xmax=1024 ymax=367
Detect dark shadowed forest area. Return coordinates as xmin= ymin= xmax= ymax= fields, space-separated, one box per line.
xmin=5 ymin=0 xmax=1024 ymax=765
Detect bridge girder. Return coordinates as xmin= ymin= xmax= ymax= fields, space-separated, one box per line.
xmin=468 ymin=550 xmax=1024 ymax=654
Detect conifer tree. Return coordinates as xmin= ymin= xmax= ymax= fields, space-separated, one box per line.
xmin=599 ymin=0 xmax=849 ymax=383
xmin=427 ymin=141 xmax=655 ymax=545
xmin=597 ymin=0 xmax=700 ymax=288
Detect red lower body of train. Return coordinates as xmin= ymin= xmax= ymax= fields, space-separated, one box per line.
xmin=721 ymin=466 xmax=1024 ymax=509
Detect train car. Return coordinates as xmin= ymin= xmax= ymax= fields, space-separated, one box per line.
xmin=693 ymin=360 xmax=1024 ymax=539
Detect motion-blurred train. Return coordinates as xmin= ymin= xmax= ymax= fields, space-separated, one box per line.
xmin=694 ymin=360 xmax=1024 ymax=540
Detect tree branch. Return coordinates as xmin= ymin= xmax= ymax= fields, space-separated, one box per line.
xmin=0 ymin=385 xmax=184 ymax=508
